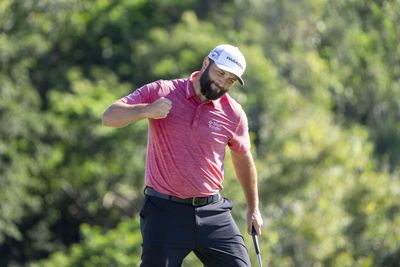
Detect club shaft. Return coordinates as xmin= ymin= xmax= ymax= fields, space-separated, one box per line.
xmin=252 ymin=226 xmax=262 ymax=267
xmin=257 ymin=254 xmax=263 ymax=267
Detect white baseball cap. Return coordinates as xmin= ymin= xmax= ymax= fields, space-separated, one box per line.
xmin=208 ymin=44 xmax=246 ymax=85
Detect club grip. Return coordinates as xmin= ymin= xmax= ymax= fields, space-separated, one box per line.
xmin=251 ymin=226 xmax=260 ymax=254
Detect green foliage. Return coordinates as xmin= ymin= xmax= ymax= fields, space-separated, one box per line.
xmin=257 ymin=88 xmax=400 ymax=266
xmin=31 ymin=217 xmax=142 ymax=267
xmin=1 ymin=0 xmax=400 ymax=266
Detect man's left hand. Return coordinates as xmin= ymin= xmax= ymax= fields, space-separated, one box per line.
xmin=247 ymin=209 xmax=263 ymax=235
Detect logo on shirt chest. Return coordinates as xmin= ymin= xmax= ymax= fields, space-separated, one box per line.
xmin=208 ymin=120 xmax=223 ymax=131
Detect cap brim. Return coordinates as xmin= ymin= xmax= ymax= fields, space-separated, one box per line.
xmin=214 ymin=63 xmax=244 ymax=85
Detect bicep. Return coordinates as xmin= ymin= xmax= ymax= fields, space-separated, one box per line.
xmin=122 ymin=81 xmax=162 ymax=105
xmin=228 ymin=112 xmax=250 ymax=153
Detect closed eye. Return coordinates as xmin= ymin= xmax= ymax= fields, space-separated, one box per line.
xmin=227 ymin=78 xmax=236 ymax=85
xmin=216 ymin=70 xmax=224 ymax=76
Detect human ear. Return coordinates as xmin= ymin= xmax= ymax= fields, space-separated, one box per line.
xmin=201 ymin=57 xmax=210 ymax=70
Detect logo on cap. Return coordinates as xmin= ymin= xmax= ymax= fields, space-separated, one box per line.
xmin=210 ymin=48 xmax=223 ymax=60
xmin=226 ymin=56 xmax=244 ymax=70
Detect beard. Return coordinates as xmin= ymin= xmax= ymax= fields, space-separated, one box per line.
xmin=199 ymin=65 xmax=227 ymax=100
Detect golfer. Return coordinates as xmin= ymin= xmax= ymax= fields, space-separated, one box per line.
xmin=103 ymin=44 xmax=263 ymax=266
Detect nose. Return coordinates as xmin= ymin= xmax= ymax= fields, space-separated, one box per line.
xmin=215 ymin=78 xmax=226 ymax=89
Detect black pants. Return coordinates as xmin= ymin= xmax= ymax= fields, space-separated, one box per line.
xmin=140 ymin=195 xmax=251 ymax=267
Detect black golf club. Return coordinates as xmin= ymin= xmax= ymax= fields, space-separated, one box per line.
xmin=251 ymin=226 xmax=262 ymax=267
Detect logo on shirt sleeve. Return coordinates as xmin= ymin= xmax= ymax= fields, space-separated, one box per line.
xmin=126 ymin=90 xmax=140 ymax=101
xmin=208 ymin=120 xmax=222 ymax=131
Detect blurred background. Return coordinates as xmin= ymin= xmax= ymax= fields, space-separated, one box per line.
xmin=1 ymin=0 xmax=399 ymax=266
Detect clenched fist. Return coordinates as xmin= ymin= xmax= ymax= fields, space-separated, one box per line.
xmin=147 ymin=97 xmax=172 ymax=119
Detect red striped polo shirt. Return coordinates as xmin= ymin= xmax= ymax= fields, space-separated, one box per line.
xmin=122 ymin=72 xmax=251 ymax=198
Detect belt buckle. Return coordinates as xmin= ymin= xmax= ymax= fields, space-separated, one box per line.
xmin=192 ymin=197 xmax=207 ymax=206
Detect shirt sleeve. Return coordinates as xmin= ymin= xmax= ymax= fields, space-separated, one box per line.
xmin=121 ymin=81 xmax=161 ymax=105
xmin=228 ymin=111 xmax=251 ymax=153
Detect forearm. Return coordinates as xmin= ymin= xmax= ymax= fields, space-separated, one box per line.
xmin=231 ymin=150 xmax=259 ymax=212
xmin=102 ymin=100 xmax=150 ymax=128
xmin=231 ymin=149 xmax=263 ymax=234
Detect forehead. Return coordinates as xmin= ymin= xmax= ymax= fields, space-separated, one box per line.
xmin=210 ymin=63 xmax=238 ymax=80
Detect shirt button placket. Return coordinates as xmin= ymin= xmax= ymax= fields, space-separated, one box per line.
xmin=191 ymin=105 xmax=202 ymax=128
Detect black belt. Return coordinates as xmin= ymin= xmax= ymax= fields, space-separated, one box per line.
xmin=144 ymin=187 xmax=221 ymax=207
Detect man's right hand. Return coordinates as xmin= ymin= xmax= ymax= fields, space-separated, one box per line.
xmin=147 ymin=97 xmax=172 ymax=119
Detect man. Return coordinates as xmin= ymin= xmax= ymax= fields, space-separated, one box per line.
xmin=103 ymin=44 xmax=263 ymax=266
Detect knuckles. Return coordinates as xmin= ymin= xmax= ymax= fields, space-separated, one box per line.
xmin=150 ymin=97 xmax=172 ymax=119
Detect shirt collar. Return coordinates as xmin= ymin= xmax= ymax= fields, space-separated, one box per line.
xmin=185 ymin=71 xmax=222 ymax=109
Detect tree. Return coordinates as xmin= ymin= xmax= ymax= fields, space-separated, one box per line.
xmin=1 ymin=0 xmax=400 ymax=266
